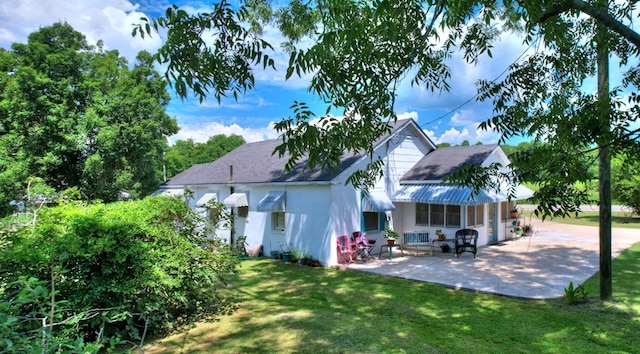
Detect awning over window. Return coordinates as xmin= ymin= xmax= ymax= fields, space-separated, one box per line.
xmin=362 ymin=191 xmax=396 ymax=212
xmin=392 ymin=185 xmax=498 ymax=206
xmin=223 ymin=193 xmax=248 ymax=207
xmin=392 ymin=184 xmax=534 ymax=206
xmin=196 ymin=193 xmax=217 ymax=207
xmin=257 ymin=191 xmax=286 ymax=212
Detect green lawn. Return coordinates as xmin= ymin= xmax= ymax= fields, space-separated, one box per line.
xmin=527 ymin=210 xmax=640 ymax=229
xmin=144 ymin=243 xmax=640 ymax=353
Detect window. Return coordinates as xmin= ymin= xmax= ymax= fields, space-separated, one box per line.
xmin=430 ymin=204 xmax=445 ymax=226
xmin=446 ymin=205 xmax=461 ymax=227
xmin=476 ymin=204 xmax=484 ymax=226
xmin=237 ymin=206 xmax=249 ymax=217
xmin=272 ymin=212 xmax=285 ymax=231
xmin=363 ymin=212 xmax=379 ymax=231
xmin=416 ymin=203 xmax=429 ymax=225
xmin=467 ymin=205 xmax=484 ymax=227
xmin=467 ymin=205 xmax=476 ymax=226
xmin=501 ymin=201 xmax=516 ymax=221
xmin=501 ymin=201 xmax=508 ymax=221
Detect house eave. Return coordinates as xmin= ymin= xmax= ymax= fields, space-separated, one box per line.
xmin=400 ymin=180 xmax=442 ymax=185
xmin=160 ymin=180 xmax=334 ymax=190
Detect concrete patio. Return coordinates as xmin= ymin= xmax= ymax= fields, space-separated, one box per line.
xmin=348 ymin=218 xmax=639 ymax=299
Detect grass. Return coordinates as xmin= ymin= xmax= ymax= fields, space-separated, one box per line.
xmin=144 ymin=243 xmax=640 ymax=353
xmin=524 ymin=210 xmax=640 ymax=229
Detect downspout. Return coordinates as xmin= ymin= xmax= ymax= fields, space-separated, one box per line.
xmin=229 ymin=165 xmax=235 ymax=245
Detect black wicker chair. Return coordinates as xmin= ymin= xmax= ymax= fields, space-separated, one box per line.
xmin=454 ymin=229 xmax=478 ymax=258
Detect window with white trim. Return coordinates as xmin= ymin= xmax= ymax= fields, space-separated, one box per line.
xmin=446 ymin=205 xmax=461 ymax=227
xmin=416 ymin=203 xmax=429 ymax=225
xmin=272 ymin=212 xmax=285 ymax=231
xmin=430 ymin=204 xmax=445 ymax=226
xmin=501 ymin=201 xmax=516 ymax=221
xmin=467 ymin=205 xmax=476 ymax=227
xmin=467 ymin=205 xmax=484 ymax=227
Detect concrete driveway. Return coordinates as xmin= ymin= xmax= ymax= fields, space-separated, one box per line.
xmin=348 ymin=219 xmax=639 ymax=299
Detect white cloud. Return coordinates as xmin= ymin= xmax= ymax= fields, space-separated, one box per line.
xmin=0 ymin=0 xmax=161 ymax=62
xmin=169 ymin=121 xmax=279 ymax=144
xmin=412 ymin=109 xmax=501 ymax=145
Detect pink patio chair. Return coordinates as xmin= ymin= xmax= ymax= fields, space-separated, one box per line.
xmin=352 ymin=231 xmax=375 ymax=261
xmin=337 ymin=235 xmax=357 ymax=264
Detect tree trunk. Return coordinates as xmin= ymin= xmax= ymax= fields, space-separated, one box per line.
xmin=597 ymin=9 xmax=613 ymax=301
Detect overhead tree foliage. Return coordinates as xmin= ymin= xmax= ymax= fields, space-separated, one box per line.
xmin=138 ymin=1 xmax=640 ymax=300
xmin=0 ymin=23 xmax=178 ymax=214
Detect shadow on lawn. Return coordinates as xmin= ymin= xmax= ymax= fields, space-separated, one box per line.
xmin=146 ymin=253 xmax=640 ymax=353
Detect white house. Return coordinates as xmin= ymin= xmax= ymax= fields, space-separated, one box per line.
xmin=157 ymin=119 xmax=533 ymax=266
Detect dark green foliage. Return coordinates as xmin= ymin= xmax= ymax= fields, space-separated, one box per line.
xmin=0 ymin=23 xmax=178 ymax=215
xmin=0 ymin=277 xmax=102 ymax=353
xmin=0 ymin=197 xmax=239 ymax=346
xmin=164 ymin=134 xmax=245 ymax=179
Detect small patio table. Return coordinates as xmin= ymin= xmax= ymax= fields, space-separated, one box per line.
xmin=378 ymin=244 xmax=404 ymax=260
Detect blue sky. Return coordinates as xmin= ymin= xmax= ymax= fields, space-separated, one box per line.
xmin=0 ymin=1 xmax=634 ymax=146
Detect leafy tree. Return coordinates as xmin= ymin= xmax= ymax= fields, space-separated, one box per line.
xmin=0 ymin=23 xmax=178 ymax=212
xmin=165 ymin=134 xmax=245 ymax=179
xmin=0 ymin=196 xmax=238 ymax=347
xmin=612 ymin=152 xmax=640 ymax=214
xmin=138 ymin=1 xmax=640 ymax=300
xmin=460 ymin=140 xmax=470 ymax=146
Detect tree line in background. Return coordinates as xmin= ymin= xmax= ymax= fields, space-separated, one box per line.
xmin=164 ymin=134 xmax=245 ymax=180
xmin=0 ymin=22 xmax=178 ymax=215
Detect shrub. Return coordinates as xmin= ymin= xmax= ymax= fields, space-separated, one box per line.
xmin=0 ymin=196 xmax=239 ymax=347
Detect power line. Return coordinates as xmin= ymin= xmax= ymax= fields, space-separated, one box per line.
xmin=419 ymin=38 xmax=538 ymax=129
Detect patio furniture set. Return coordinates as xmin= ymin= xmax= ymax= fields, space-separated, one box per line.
xmin=337 ymin=229 xmax=479 ymax=265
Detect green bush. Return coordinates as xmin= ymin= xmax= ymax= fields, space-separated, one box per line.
xmin=0 ymin=196 xmax=239 ymax=347
xmin=0 ymin=277 xmax=102 ymax=353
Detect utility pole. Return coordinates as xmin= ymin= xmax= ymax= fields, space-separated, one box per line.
xmin=596 ymin=0 xmax=613 ymax=301
xmin=229 ymin=165 xmax=235 ymax=246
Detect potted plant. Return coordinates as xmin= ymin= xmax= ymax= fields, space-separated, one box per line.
xmin=300 ymin=252 xmax=313 ymax=266
xmin=384 ymin=228 xmax=399 ymax=245
xmin=435 ymin=229 xmax=446 ymax=241
xmin=280 ymin=242 xmax=293 ymax=262
xmin=510 ymin=207 xmax=519 ymax=218
xmin=291 ymin=249 xmax=301 ymax=263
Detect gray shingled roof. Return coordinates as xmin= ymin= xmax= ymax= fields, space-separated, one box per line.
xmin=401 ymin=144 xmax=500 ymax=181
xmin=163 ymin=119 xmax=418 ymax=186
